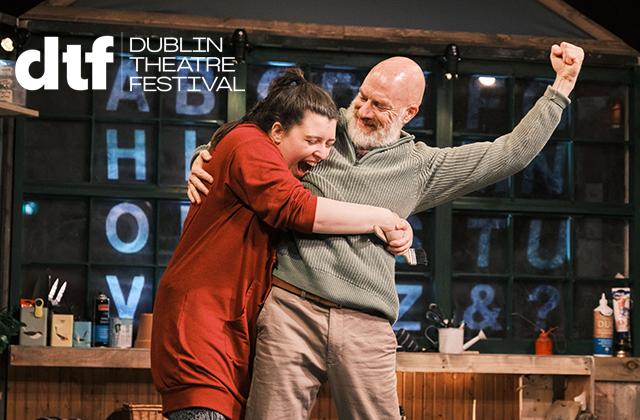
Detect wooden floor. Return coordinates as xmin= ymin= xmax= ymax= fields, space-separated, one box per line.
xmin=6 ymin=367 xmax=518 ymax=420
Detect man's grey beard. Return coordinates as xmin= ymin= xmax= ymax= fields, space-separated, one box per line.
xmin=346 ymin=103 xmax=405 ymax=151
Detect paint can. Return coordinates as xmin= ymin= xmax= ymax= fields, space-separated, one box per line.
xmin=109 ymin=317 xmax=133 ymax=348
xmin=92 ymin=292 xmax=110 ymax=347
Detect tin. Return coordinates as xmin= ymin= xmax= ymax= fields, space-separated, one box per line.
xmin=109 ymin=317 xmax=133 ymax=348
xmin=92 ymin=292 xmax=110 ymax=347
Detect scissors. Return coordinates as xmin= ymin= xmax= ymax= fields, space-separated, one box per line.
xmin=48 ymin=276 xmax=67 ymax=307
xmin=426 ymin=303 xmax=448 ymax=328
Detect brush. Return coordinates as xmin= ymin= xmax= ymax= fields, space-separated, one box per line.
xmin=373 ymin=225 xmax=428 ymax=266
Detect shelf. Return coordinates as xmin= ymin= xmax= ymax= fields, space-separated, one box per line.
xmin=594 ymin=357 xmax=640 ymax=382
xmin=10 ymin=345 xmax=151 ymax=369
xmin=11 ymin=345 xmax=595 ymax=376
xmin=396 ymin=353 xmax=594 ymax=376
xmin=0 ymin=101 xmax=39 ymax=117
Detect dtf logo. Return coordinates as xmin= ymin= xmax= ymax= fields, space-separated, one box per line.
xmin=16 ymin=36 xmax=114 ymax=90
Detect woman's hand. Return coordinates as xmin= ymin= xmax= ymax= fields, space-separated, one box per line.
xmin=380 ymin=218 xmax=413 ymax=256
xmin=187 ymin=150 xmax=213 ymax=204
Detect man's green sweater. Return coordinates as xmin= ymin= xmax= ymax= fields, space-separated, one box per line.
xmin=273 ymin=86 xmax=569 ymax=323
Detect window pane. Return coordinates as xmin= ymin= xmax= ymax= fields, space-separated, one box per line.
xmin=394 ymin=274 xmax=431 ymax=333
xmin=514 ymin=142 xmax=569 ymax=200
xmin=452 ymin=213 xmax=508 ymax=274
xmin=395 ymin=212 xmax=430 ymax=272
xmin=514 ymin=216 xmax=568 ymax=276
xmin=575 ymin=218 xmax=628 ymax=278
xmin=405 ymin=72 xmax=434 ymax=131
xmin=574 ymin=82 xmax=627 ymax=141
xmin=158 ymin=201 xmax=190 ymax=265
xmin=573 ymin=282 xmax=626 ymax=339
xmin=90 ymin=199 xmax=155 ymax=264
xmin=452 ymin=279 xmax=507 ymax=338
xmin=453 ymin=138 xmax=509 ymax=198
xmin=310 ymin=67 xmax=367 ymax=110
xmin=89 ymin=266 xmax=155 ymax=333
xmin=161 ymin=58 xmax=227 ymax=120
xmin=159 ymin=124 xmax=217 ymax=186
xmin=93 ymin=123 xmax=158 ymax=184
xmin=515 ymin=78 xmax=568 ymax=137
xmin=95 ymin=55 xmax=159 ymax=117
xmin=21 ymin=265 xmax=87 ymax=320
xmin=575 ymin=144 xmax=628 ymax=203
xmin=22 ymin=197 xmax=88 ymax=261
xmin=246 ymin=63 xmax=292 ymax=110
xmin=24 ymin=120 xmax=91 ymax=183
xmin=454 ymin=75 xmax=508 ymax=134
xmin=513 ymin=280 xmax=565 ymax=339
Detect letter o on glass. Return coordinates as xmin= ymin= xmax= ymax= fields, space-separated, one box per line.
xmin=105 ymin=202 xmax=149 ymax=253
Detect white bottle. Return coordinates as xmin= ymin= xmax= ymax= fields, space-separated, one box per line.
xmin=594 ymin=293 xmax=614 ymax=357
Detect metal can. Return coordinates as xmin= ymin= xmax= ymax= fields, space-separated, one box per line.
xmin=108 ymin=317 xmax=133 ymax=348
xmin=92 ymin=292 xmax=110 ymax=347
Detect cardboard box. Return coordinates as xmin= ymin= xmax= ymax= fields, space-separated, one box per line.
xmin=73 ymin=321 xmax=92 ymax=347
xmin=19 ymin=300 xmax=47 ymax=346
xmin=50 ymin=314 xmax=74 ymax=347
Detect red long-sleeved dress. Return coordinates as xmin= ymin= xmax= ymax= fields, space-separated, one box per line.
xmin=151 ymin=124 xmax=318 ymax=419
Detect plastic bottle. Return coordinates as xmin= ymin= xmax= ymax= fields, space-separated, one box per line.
xmin=594 ymin=293 xmax=614 ymax=357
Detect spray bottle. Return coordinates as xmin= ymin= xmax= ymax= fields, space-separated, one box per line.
xmin=594 ymin=293 xmax=613 ymax=357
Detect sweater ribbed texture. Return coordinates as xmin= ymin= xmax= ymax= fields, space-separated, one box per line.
xmin=273 ymin=86 xmax=569 ymax=324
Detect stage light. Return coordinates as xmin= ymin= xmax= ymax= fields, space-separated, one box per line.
xmin=231 ymin=29 xmax=248 ymax=64
xmin=1 ymin=36 xmax=14 ymax=52
xmin=478 ymin=76 xmax=496 ymax=86
xmin=442 ymin=44 xmax=461 ymax=80
xmin=0 ymin=24 xmax=30 ymax=53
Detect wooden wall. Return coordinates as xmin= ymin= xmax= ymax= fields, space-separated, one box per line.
xmin=594 ymin=382 xmax=640 ymax=420
xmin=6 ymin=368 xmax=519 ymax=420
xmin=7 ymin=367 xmax=160 ymax=420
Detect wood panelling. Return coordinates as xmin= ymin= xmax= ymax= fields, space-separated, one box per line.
xmin=6 ymin=367 xmax=160 ymax=420
xmin=5 ymin=367 xmax=520 ymax=420
xmin=594 ymin=382 xmax=640 ymax=420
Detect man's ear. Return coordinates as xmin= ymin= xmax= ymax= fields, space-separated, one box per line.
xmin=402 ymin=104 xmax=420 ymax=125
xmin=270 ymin=121 xmax=284 ymax=145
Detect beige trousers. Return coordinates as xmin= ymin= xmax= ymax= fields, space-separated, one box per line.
xmin=245 ymin=286 xmax=400 ymax=420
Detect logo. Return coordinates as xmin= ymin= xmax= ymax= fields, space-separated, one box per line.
xmin=16 ymin=36 xmax=114 ymax=90
xmin=14 ymin=35 xmax=244 ymax=93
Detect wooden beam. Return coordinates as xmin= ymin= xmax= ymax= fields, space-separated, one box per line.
xmin=20 ymin=5 xmax=639 ymax=59
xmin=595 ymin=357 xmax=640 ymax=382
xmin=0 ymin=12 xmax=17 ymax=26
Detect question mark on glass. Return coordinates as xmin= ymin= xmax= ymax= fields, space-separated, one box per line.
xmin=528 ymin=285 xmax=559 ymax=330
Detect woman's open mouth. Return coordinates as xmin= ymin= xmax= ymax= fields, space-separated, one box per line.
xmin=296 ymin=160 xmax=317 ymax=177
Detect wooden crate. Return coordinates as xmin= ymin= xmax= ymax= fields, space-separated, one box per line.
xmin=107 ymin=403 xmax=164 ymax=420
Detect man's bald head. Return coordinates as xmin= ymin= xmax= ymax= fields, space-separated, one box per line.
xmin=365 ymin=57 xmax=425 ymax=109
xmin=346 ymin=57 xmax=425 ymax=150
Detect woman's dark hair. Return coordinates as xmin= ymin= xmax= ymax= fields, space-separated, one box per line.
xmin=210 ymin=67 xmax=338 ymax=148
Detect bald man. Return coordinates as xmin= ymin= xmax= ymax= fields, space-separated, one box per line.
xmin=189 ymin=42 xmax=584 ymax=420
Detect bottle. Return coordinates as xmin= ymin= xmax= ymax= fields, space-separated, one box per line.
xmin=535 ymin=331 xmax=552 ymax=355
xmin=92 ymin=292 xmax=110 ymax=347
xmin=594 ymin=293 xmax=613 ymax=357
